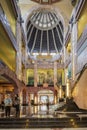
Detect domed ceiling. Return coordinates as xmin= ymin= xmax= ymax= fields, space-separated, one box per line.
xmin=27 ymin=8 xmax=64 ymax=61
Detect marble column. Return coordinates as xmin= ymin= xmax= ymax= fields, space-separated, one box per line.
xmin=34 ymin=61 xmax=37 ymax=87
xmin=23 ymin=68 xmax=27 ymax=85
xmin=16 ymin=19 xmax=22 ymax=80
xmin=54 ymin=61 xmax=57 ymax=86
xmin=63 ymin=46 xmax=67 ymax=84
xmin=66 ymin=78 xmax=71 ymax=98
xmin=24 ymin=45 xmax=28 ymax=85
xmin=71 ymin=22 xmax=77 ymax=81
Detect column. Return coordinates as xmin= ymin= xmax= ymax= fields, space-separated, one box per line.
xmin=54 ymin=61 xmax=57 ymax=86
xmin=63 ymin=46 xmax=67 ymax=85
xmin=59 ymin=85 xmax=62 ymax=99
xmin=26 ymin=90 xmax=28 ymax=105
xmin=34 ymin=61 xmax=37 ymax=87
xmin=23 ymin=68 xmax=27 ymax=85
xmin=71 ymin=22 xmax=77 ymax=81
xmin=24 ymin=45 xmax=28 ymax=84
xmin=16 ymin=18 xmax=22 ymax=80
xmin=66 ymin=78 xmax=71 ymax=98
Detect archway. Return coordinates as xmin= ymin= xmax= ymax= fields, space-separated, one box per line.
xmin=37 ymin=89 xmax=54 ymax=112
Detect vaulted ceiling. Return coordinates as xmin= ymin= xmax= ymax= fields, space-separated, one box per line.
xmin=18 ymin=0 xmax=74 ymax=61
xmin=18 ymin=0 xmax=73 ymax=27
xmin=27 ymin=8 xmax=64 ymax=55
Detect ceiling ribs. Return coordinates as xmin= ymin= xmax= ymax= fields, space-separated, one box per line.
xmin=31 ymin=29 xmax=38 ymax=53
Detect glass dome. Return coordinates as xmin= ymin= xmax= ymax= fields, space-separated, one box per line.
xmin=27 ymin=8 xmax=64 ymax=61
xmin=30 ymin=9 xmax=59 ymax=30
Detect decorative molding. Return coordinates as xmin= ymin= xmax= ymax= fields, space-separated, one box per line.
xmin=26 ymin=62 xmax=64 ymax=69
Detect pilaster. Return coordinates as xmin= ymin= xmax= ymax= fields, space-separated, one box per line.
xmin=16 ymin=18 xmax=22 ymax=80
xmin=63 ymin=46 xmax=67 ymax=84
xmin=34 ymin=61 xmax=37 ymax=87
xmin=54 ymin=61 xmax=57 ymax=86
xmin=71 ymin=22 xmax=78 ymax=81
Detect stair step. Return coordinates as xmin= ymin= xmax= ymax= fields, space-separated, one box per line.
xmin=0 ymin=117 xmax=87 ymax=128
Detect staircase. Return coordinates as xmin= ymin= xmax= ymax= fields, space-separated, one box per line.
xmin=0 ymin=98 xmax=87 ymax=128
xmin=0 ymin=116 xmax=87 ymax=128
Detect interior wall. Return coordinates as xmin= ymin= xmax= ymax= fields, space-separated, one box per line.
xmin=0 ymin=23 xmax=16 ymax=71
xmin=78 ymin=1 xmax=87 ymax=39
xmin=72 ymin=69 xmax=87 ymax=109
xmin=0 ymin=0 xmax=16 ymax=36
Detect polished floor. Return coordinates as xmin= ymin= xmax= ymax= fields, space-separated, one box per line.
xmin=0 ymin=103 xmax=66 ymax=118
xmin=0 ymin=103 xmax=87 ymax=118
xmin=0 ymin=103 xmax=87 ymax=129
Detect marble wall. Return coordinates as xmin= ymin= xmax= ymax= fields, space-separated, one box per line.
xmin=73 ymin=69 xmax=87 ymax=109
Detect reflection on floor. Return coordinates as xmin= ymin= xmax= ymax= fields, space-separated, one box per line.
xmin=0 ymin=103 xmax=87 ymax=129
xmin=32 ymin=114 xmax=53 ymax=118
xmin=0 ymin=103 xmax=87 ymax=119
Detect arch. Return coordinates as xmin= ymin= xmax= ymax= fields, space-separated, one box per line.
xmin=23 ymin=5 xmax=67 ymax=36
xmin=37 ymin=89 xmax=54 ymax=104
xmin=0 ymin=62 xmax=25 ymax=91
xmin=24 ymin=5 xmax=66 ymax=61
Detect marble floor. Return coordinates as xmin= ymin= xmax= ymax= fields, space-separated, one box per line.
xmin=0 ymin=104 xmax=87 ymax=129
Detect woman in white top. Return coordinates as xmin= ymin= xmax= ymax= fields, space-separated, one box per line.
xmin=4 ymin=94 xmax=12 ymax=118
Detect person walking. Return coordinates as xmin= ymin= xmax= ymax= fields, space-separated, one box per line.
xmin=46 ymin=99 xmax=49 ymax=114
xmin=4 ymin=94 xmax=12 ymax=118
xmin=14 ymin=94 xmax=20 ymax=117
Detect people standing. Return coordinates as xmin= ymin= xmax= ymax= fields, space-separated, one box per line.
xmin=14 ymin=94 xmax=20 ymax=117
xmin=4 ymin=94 xmax=12 ymax=118
xmin=1 ymin=100 xmax=4 ymax=111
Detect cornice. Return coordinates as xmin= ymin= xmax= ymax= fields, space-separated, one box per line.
xmin=26 ymin=62 xmax=64 ymax=69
